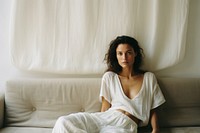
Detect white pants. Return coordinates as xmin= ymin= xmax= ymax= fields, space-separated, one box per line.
xmin=52 ymin=110 xmax=137 ymax=133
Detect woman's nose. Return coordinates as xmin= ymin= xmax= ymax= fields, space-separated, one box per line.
xmin=122 ymin=53 xmax=127 ymax=59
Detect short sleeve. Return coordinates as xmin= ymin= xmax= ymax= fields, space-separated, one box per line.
xmin=151 ymin=74 xmax=166 ymax=109
xmin=99 ymin=73 xmax=112 ymax=103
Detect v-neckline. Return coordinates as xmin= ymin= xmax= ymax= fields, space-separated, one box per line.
xmin=116 ymin=73 xmax=146 ymax=101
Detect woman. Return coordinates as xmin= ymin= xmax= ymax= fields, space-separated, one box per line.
xmin=52 ymin=35 xmax=165 ymax=133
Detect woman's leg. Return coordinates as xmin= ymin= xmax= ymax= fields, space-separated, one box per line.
xmin=98 ymin=110 xmax=138 ymax=133
xmin=52 ymin=112 xmax=100 ymax=133
xmin=52 ymin=110 xmax=137 ymax=133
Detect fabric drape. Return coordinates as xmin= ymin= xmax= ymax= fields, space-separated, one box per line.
xmin=10 ymin=0 xmax=189 ymax=74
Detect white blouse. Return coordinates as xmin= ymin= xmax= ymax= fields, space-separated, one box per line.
xmin=99 ymin=71 xmax=166 ymax=127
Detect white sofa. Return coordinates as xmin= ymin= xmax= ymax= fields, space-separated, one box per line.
xmin=0 ymin=77 xmax=200 ymax=133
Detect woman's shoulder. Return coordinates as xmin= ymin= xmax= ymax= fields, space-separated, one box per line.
xmin=144 ymin=71 xmax=158 ymax=82
xmin=144 ymin=71 xmax=155 ymax=77
xmin=102 ymin=71 xmax=117 ymax=79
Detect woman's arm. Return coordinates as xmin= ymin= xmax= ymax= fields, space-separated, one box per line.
xmin=101 ymin=97 xmax=111 ymax=112
xmin=150 ymin=109 xmax=160 ymax=133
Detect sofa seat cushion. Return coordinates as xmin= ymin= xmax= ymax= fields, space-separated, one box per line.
xmin=0 ymin=127 xmax=52 ymax=133
xmin=1 ymin=126 xmax=200 ymax=133
xmin=138 ymin=126 xmax=200 ymax=133
xmin=161 ymin=127 xmax=200 ymax=133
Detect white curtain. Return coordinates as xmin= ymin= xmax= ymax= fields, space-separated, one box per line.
xmin=10 ymin=0 xmax=189 ymax=74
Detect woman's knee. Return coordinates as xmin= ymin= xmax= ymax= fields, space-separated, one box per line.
xmin=54 ymin=116 xmax=66 ymax=126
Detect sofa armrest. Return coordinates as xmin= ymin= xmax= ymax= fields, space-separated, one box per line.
xmin=0 ymin=91 xmax=4 ymax=129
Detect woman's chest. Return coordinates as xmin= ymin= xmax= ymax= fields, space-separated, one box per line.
xmin=118 ymin=76 xmax=144 ymax=100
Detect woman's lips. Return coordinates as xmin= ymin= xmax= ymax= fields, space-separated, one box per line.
xmin=122 ymin=61 xmax=128 ymax=64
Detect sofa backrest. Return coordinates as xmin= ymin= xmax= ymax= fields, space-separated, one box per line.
xmin=5 ymin=78 xmax=102 ymax=128
xmin=4 ymin=77 xmax=200 ymax=128
xmin=157 ymin=77 xmax=200 ymax=127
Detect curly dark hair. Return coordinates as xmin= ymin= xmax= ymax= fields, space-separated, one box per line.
xmin=104 ymin=35 xmax=144 ymax=74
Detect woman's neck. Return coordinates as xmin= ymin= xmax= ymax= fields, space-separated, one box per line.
xmin=119 ymin=68 xmax=135 ymax=79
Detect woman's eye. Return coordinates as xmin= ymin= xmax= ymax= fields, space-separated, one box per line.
xmin=117 ymin=52 xmax=123 ymax=56
xmin=127 ymin=51 xmax=132 ymax=55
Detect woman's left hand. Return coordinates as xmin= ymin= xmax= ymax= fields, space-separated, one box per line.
xmin=152 ymin=129 xmax=159 ymax=133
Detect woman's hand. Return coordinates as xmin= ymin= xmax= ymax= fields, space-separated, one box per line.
xmin=152 ymin=129 xmax=159 ymax=133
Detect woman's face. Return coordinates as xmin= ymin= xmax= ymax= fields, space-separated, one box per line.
xmin=116 ymin=44 xmax=136 ymax=69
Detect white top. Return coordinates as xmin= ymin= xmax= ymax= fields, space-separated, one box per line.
xmin=99 ymin=71 xmax=166 ymax=127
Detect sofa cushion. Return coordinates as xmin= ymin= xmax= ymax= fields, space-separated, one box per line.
xmin=157 ymin=78 xmax=200 ymax=127
xmin=0 ymin=127 xmax=52 ymax=133
xmin=5 ymin=78 xmax=102 ymax=128
xmin=4 ymin=77 xmax=200 ymax=130
xmin=0 ymin=91 xmax=4 ymax=128
xmin=138 ymin=126 xmax=200 ymax=133
xmin=1 ymin=126 xmax=200 ymax=133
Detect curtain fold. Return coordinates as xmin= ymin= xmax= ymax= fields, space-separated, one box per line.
xmin=10 ymin=0 xmax=189 ymax=74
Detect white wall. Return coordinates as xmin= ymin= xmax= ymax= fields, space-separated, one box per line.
xmin=0 ymin=0 xmax=200 ymax=91
xmin=156 ymin=0 xmax=200 ymax=77
xmin=0 ymin=0 xmax=15 ymax=91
